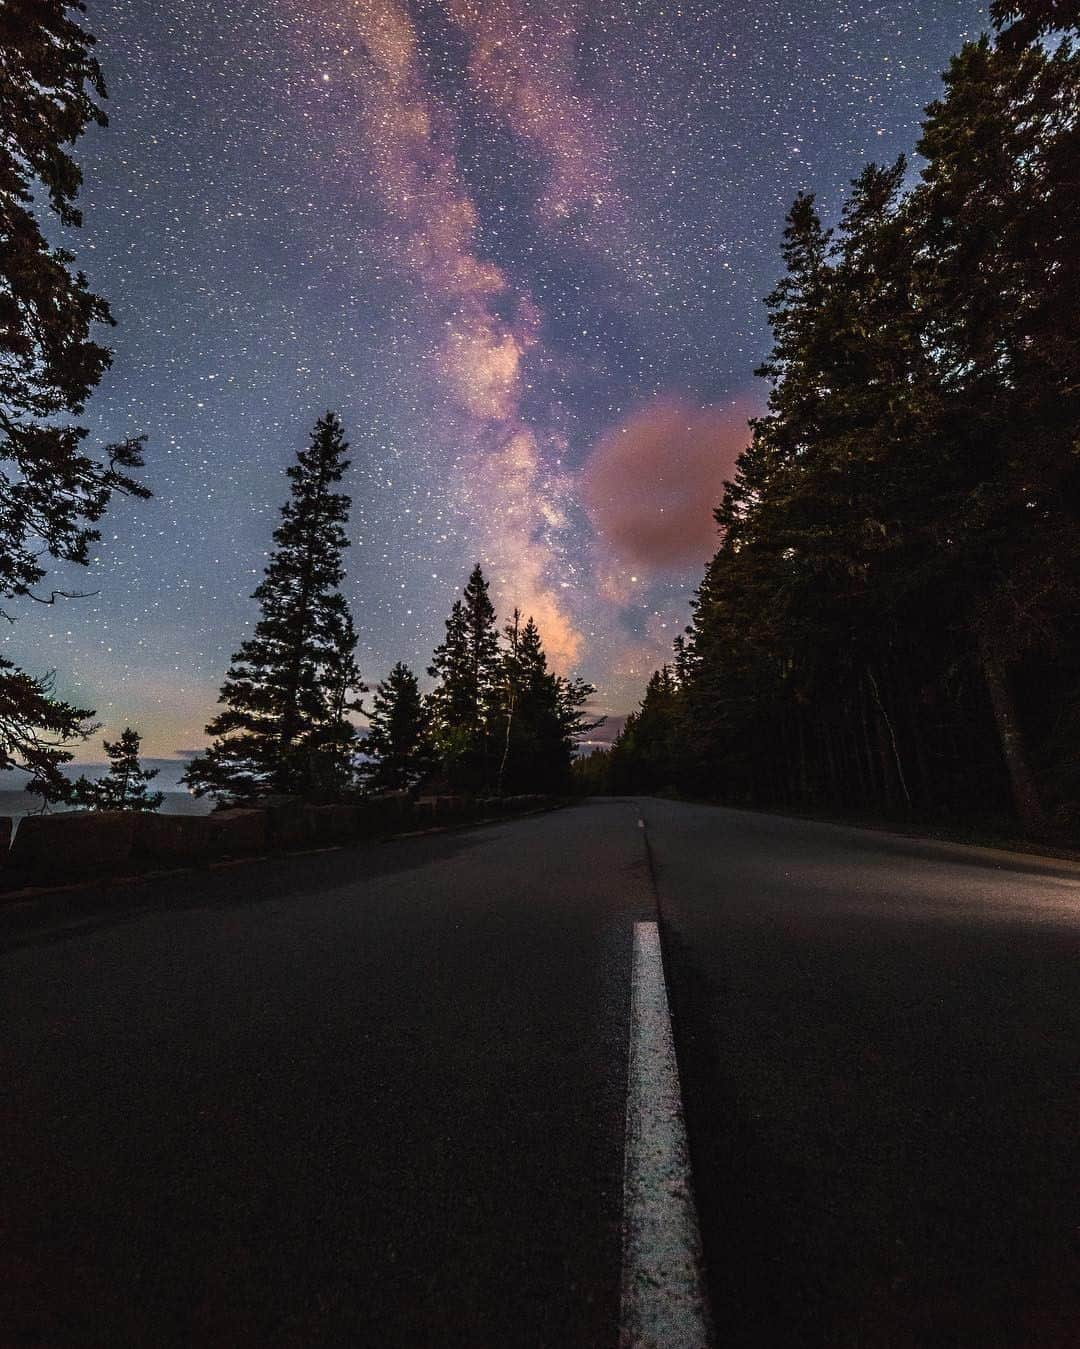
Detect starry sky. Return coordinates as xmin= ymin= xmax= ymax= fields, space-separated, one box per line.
xmin=12 ymin=0 xmax=989 ymax=758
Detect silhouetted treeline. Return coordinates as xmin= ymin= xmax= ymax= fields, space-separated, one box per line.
xmin=184 ymin=420 xmax=598 ymax=803
xmin=601 ymin=5 xmax=1080 ymax=836
xmin=425 ymin=566 xmax=600 ymax=796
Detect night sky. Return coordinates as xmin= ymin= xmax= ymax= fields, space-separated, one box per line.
xmin=11 ymin=0 xmax=988 ymax=758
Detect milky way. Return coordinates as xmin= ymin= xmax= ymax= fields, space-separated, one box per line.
xmin=9 ymin=0 xmax=987 ymax=756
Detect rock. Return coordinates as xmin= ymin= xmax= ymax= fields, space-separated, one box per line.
xmin=305 ymin=803 xmax=361 ymax=845
xmin=134 ymin=812 xmax=218 ymax=865
xmin=210 ymin=808 xmax=269 ymax=856
xmin=11 ymin=811 xmax=137 ymax=878
xmin=356 ymin=795 xmax=411 ymax=836
xmin=261 ymin=796 xmax=315 ymax=849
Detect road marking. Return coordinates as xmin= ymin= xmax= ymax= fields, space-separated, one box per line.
xmin=620 ymin=921 xmax=712 ymax=1348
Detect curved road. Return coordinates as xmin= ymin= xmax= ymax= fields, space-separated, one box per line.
xmin=2 ymin=799 xmax=1077 ymax=1346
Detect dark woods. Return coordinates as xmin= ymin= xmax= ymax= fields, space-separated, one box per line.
xmin=602 ymin=5 xmax=1080 ymax=836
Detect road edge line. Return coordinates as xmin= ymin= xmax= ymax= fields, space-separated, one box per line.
xmin=620 ymin=919 xmax=713 ymax=1348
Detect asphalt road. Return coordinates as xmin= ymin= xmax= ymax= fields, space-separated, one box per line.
xmin=2 ymin=799 xmax=1078 ymax=1346
xmin=646 ymin=800 xmax=1080 ymax=1349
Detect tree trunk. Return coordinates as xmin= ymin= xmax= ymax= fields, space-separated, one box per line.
xmin=497 ymin=686 xmax=515 ymax=796
xmin=979 ymin=641 xmax=1045 ymax=833
xmin=796 ymin=708 xmax=811 ymax=805
xmin=903 ymin=678 xmax=932 ymax=813
xmin=867 ymin=667 xmax=912 ymax=812
xmin=857 ymin=679 xmax=880 ymax=808
xmin=823 ymin=719 xmax=840 ymax=808
xmin=845 ymin=702 xmax=868 ymax=806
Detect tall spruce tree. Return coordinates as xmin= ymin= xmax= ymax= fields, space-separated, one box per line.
xmin=495 ymin=610 xmax=600 ymax=794
xmin=184 ymin=413 xmax=364 ymax=800
xmin=428 ymin=565 xmax=500 ymax=788
xmin=68 ymin=727 xmax=163 ymax=812
xmin=462 ymin=563 xmax=500 ymax=730
xmin=496 ymin=611 xmax=559 ymax=793
xmin=555 ymin=674 xmax=602 ymax=776
xmin=0 ymin=0 xmax=148 ymax=794
xmin=611 ymin=667 xmax=682 ymax=795
xmin=307 ymin=605 xmax=367 ymax=795
xmin=363 ymin=662 xmax=432 ymax=792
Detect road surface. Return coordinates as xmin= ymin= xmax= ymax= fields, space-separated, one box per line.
xmin=2 ymin=799 xmax=1077 ymax=1346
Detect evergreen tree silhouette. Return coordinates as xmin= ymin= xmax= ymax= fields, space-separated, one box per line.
xmin=991 ymin=0 xmax=1079 ymax=45
xmin=364 ymin=663 xmax=433 ymax=792
xmin=428 ymin=565 xmax=500 ymax=789
xmin=308 ymin=606 xmax=367 ymax=795
xmin=0 ymin=0 xmax=148 ymax=797
xmin=70 ymin=728 xmax=164 ymax=812
xmin=496 ymin=610 xmax=600 ymax=794
xmin=184 ymin=414 xmax=364 ymax=800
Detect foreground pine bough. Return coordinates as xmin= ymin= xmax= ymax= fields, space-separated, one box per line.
xmin=0 ymin=795 xmax=558 ymax=889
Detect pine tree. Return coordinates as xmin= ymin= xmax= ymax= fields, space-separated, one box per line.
xmin=428 ymin=601 xmax=471 ymax=728
xmin=672 ymin=634 xmax=693 ymax=686
xmin=496 ymin=610 xmax=558 ymax=793
xmin=555 ymin=674 xmax=602 ymax=778
xmin=0 ymin=0 xmax=148 ymax=794
xmin=8 ymin=664 xmax=97 ymax=808
xmin=495 ymin=610 xmax=600 ymax=794
xmin=991 ymin=0 xmax=1080 ymax=45
xmin=307 ymin=605 xmax=367 ymax=795
xmin=610 ymin=668 xmax=681 ymax=794
xmin=495 ymin=608 xmax=527 ymax=794
xmin=69 ymin=727 xmax=163 ymax=812
xmin=363 ymin=663 xmax=432 ymax=792
xmin=183 ymin=413 xmax=364 ymax=801
xmin=428 ymin=565 xmax=500 ymax=788
xmin=462 ymin=563 xmax=500 ymax=730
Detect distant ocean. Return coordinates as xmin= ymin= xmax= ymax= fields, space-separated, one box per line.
xmin=0 ymin=759 xmax=213 ymax=827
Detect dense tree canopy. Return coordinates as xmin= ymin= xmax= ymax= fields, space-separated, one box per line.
xmin=426 ymin=569 xmax=598 ymax=795
xmin=604 ymin=10 xmax=1080 ymax=836
xmin=0 ymin=0 xmax=148 ymax=793
xmin=991 ymin=0 xmax=1080 ymax=44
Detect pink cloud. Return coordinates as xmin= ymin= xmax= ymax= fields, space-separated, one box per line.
xmin=583 ymin=397 xmax=753 ymax=572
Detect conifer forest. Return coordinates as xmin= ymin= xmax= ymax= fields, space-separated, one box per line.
xmin=603 ymin=0 xmax=1080 ymax=838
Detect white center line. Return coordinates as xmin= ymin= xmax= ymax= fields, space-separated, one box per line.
xmin=620 ymin=921 xmax=713 ymax=1348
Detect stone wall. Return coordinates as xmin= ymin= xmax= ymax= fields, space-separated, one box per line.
xmin=0 ymin=794 xmax=555 ymax=888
